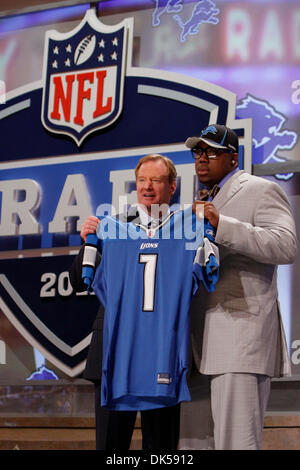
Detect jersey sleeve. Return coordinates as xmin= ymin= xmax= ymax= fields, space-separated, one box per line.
xmin=193 ymin=220 xmax=219 ymax=293
xmin=82 ymin=215 xmax=103 ymax=291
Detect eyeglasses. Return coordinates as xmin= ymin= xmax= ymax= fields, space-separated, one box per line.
xmin=191 ymin=147 xmax=233 ymax=160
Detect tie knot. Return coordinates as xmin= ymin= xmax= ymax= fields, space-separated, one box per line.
xmin=198 ymin=184 xmax=219 ymax=201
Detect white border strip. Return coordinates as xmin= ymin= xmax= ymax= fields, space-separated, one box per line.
xmin=0 ymin=99 xmax=31 ymax=120
xmin=137 ymin=84 xmax=219 ymax=122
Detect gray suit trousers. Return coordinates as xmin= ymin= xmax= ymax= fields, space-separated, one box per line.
xmin=210 ymin=373 xmax=271 ymax=450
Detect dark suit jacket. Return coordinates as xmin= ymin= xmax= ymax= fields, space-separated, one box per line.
xmin=68 ymin=209 xmax=140 ymax=382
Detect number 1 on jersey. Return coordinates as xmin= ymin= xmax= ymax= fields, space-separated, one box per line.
xmin=139 ymin=253 xmax=158 ymax=311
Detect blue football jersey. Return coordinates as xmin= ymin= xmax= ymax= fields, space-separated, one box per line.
xmin=86 ymin=208 xmax=218 ymax=411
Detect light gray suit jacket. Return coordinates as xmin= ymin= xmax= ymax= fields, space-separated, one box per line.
xmin=191 ymin=170 xmax=297 ymax=378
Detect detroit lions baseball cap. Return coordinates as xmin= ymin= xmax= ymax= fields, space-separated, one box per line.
xmin=185 ymin=124 xmax=239 ymax=153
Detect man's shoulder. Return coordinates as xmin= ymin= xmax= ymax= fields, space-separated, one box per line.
xmin=235 ymin=170 xmax=280 ymax=190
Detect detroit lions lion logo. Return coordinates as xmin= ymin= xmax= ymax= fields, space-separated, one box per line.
xmin=152 ymin=0 xmax=183 ymax=27
xmin=173 ymin=0 xmax=220 ymax=42
xmin=201 ymin=125 xmax=218 ymax=136
xmin=236 ymin=94 xmax=297 ymax=180
xmin=152 ymin=0 xmax=219 ymax=42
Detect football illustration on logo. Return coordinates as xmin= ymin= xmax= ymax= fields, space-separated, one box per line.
xmin=74 ymin=34 xmax=96 ymax=65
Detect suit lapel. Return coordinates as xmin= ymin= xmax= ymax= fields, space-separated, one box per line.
xmin=213 ymin=170 xmax=249 ymax=210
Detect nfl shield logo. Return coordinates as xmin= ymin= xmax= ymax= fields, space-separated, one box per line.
xmin=41 ymin=10 xmax=131 ymax=145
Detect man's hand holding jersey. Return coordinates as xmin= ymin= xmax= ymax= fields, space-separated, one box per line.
xmin=80 ymin=215 xmax=100 ymax=242
xmin=192 ymin=201 xmax=220 ymax=229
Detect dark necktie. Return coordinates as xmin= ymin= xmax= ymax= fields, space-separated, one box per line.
xmin=198 ymin=184 xmax=220 ymax=201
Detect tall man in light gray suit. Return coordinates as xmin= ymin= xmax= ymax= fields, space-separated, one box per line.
xmin=183 ymin=124 xmax=297 ymax=450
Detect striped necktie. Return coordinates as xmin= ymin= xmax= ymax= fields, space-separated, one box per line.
xmin=198 ymin=184 xmax=220 ymax=201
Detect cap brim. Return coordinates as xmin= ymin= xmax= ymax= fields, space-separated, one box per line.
xmin=185 ymin=136 xmax=228 ymax=150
